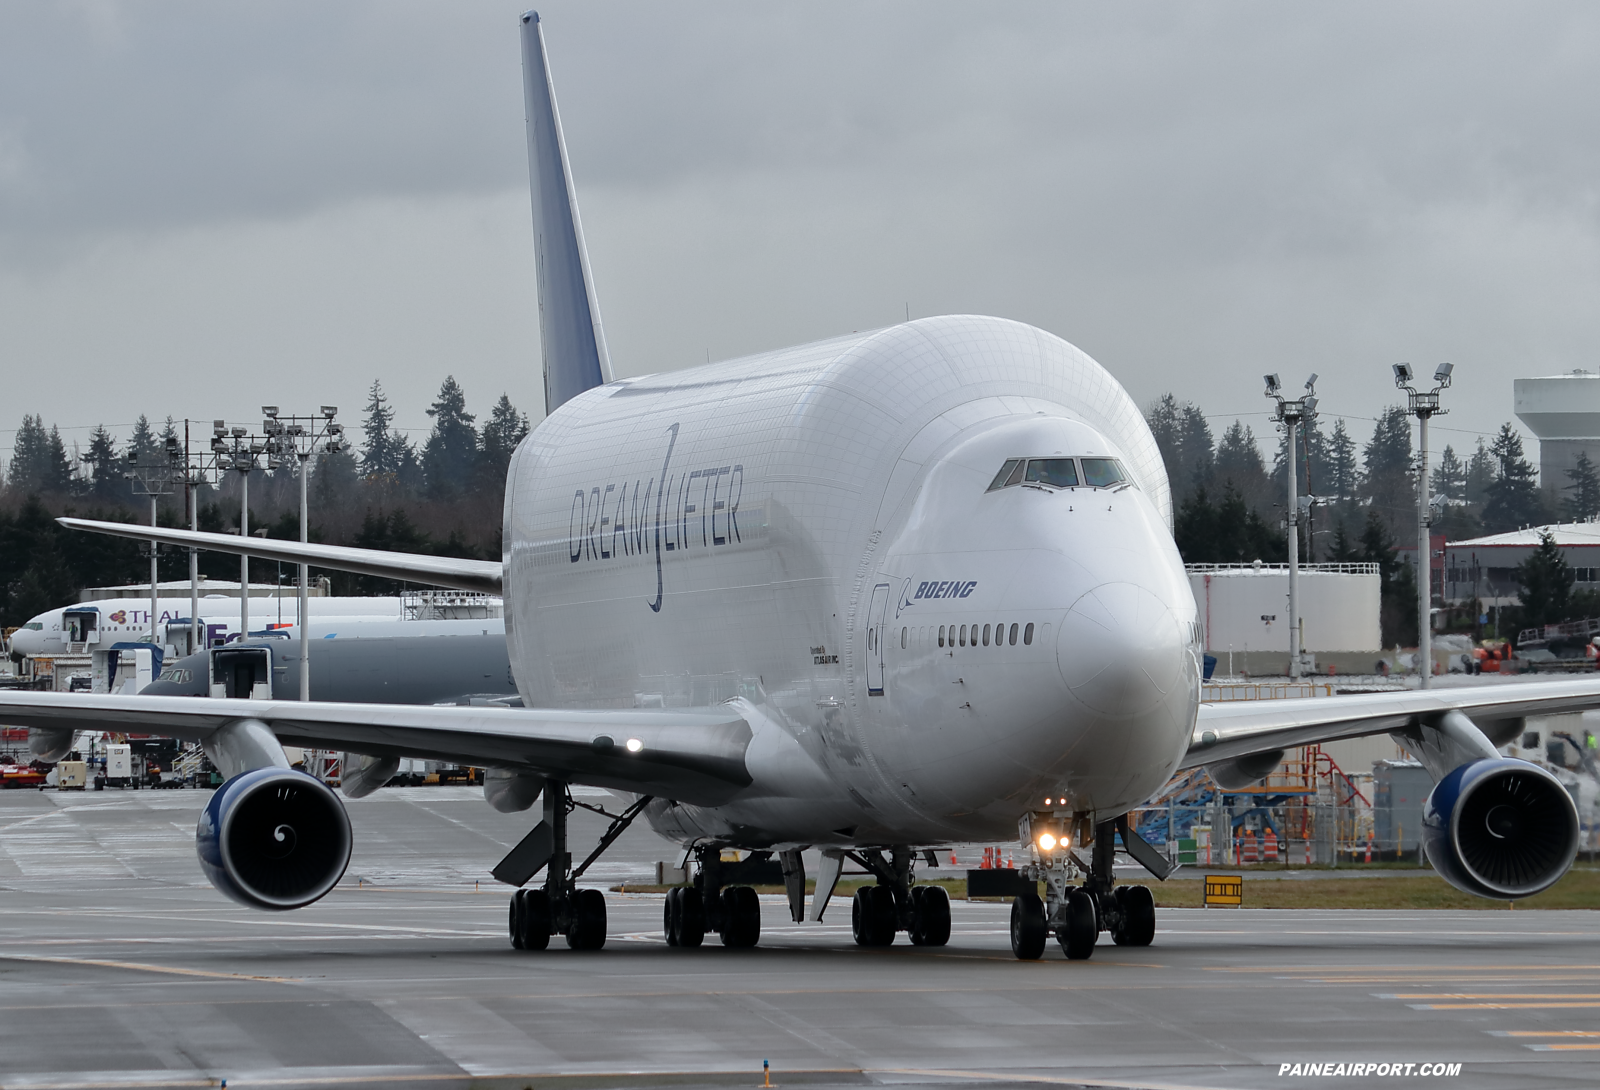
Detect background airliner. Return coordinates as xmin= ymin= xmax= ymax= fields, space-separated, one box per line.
xmin=1 ymin=12 xmax=1591 ymax=961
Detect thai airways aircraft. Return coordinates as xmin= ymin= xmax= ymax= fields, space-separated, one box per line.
xmin=7 ymin=596 xmax=500 ymax=658
xmin=2 ymin=12 xmax=1592 ymax=961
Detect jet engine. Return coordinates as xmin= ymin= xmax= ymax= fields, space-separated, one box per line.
xmin=1420 ymin=757 xmax=1579 ymax=900
xmin=196 ymin=767 xmax=352 ymax=910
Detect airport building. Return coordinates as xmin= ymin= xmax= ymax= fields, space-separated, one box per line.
xmin=1441 ymin=521 xmax=1600 ymax=605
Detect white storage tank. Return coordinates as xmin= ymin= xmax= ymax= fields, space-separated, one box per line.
xmin=1188 ymin=562 xmax=1381 ymax=654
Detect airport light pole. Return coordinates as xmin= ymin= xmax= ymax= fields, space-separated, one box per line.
xmin=124 ymin=443 xmax=179 ymax=646
xmin=262 ymin=406 xmax=346 ymax=701
xmin=1265 ymin=373 xmax=1319 ymax=680
xmin=1395 ymin=362 xmax=1452 ymax=689
xmin=213 ymin=423 xmax=275 ymax=642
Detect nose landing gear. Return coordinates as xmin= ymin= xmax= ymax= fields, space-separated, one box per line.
xmin=1009 ymin=813 xmax=1167 ymax=961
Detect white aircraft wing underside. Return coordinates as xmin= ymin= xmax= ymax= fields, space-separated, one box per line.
xmin=1 ymin=691 xmax=751 ymax=805
xmin=58 ymin=518 xmax=502 ymax=596
xmin=1184 ymin=677 xmax=1600 ymax=768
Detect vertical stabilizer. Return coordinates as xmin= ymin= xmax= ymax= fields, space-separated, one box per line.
xmin=520 ymin=12 xmax=612 ymax=415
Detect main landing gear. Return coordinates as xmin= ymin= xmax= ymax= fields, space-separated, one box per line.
xmin=844 ymin=847 xmax=951 ymax=948
xmin=497 ymin=779 xmax=653 ymax=952
xmin=1009 ymin=814 xmax=1164 ymax=961
xmin=663 ymin=847 xmax=763 ymax=948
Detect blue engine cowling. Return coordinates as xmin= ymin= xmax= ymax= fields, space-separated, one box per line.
xmin=197 ymin=768 xmax=353 ymax=910
xmin=1420 ymin=757 xmax=1579 ymax=900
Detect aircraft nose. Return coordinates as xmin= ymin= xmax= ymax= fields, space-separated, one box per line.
xmin=1056 ymin=582 xmax=1185 ymax=717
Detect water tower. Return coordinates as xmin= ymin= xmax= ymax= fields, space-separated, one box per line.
xmin=1513 ymin=371 xmax=1600 ymax=500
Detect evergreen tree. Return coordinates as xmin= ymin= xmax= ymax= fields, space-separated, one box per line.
xmin=1481 ymin=424 xmax=1544 ymax=534
xmin=84 ymin=425 xmax=121 ymax=501
xmin=1360 ymin=508 xmax=1418 ymax=647
xmin=129 ymin=415 xmax=157 ymax=461
xmin=1328 ymin=522 xmax=1358 ymax=562
xmin=478 ymin=393 xmax=531 ymax=491
xmin=7 ymin=415 xmax=73 ymax=494
xmin=1515 ymin=530 xmax=1573 ymax=632
xmin=1430 ymin=445 xmax=1467 ymax=501
xmin=1562 ymin=451 xmax=1600 ymax=523
xmin=421 ymin=376 xmax=478 ymax=498
xmin=1324 ymin=419 xmax=1357 ymax=499
xmin=1174 ymin=484 xmax=1285 ymax=564
xmin=1361 ymin=406 xmax=1413 ymax=534
xmin=1212 ymin=420 xmax=1271 ymax=513
xmin=1463 ymin=437 xmax=1497 ymax=506
xmin=359 ymin=380 xmax=407 ymax=480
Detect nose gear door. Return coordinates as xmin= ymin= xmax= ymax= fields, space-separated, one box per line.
xmin=866 ymin=582 xmax=889 ymax=695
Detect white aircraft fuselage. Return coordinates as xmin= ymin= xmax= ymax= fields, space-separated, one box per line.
xmin=506 ymin=315 xmax=1201 ymax=848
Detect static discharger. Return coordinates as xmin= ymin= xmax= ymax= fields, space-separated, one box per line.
xmin=1204 ymin=874 xmax=1243 ymax=907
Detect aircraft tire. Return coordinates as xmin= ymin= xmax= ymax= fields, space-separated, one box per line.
xmin=720 ymin=885 xmax=761 ymax=948
xmin=519 ymin=888 xmax=551 ymax=951
xmin=1009 ymin=892 xmax=1046 ymax=960
xmin=918 ymin=885 xmax=951 ymax=947
xmin=677 ymin=887 xmax=706 ymax=948
xmin=852 ymin=885 xmax=896 ymax=946
xmin=1113 ymin=884 xmax=1155 ymax=947
xmin=566 ymin=888 xmax=606 ymax=950
xmin=664 ymin=887 xmax=681 ymax=946
xmin=510 ymin=891 xmax=525 ymax=949
xmin=1057 ymin=889 xmax=1097 ymax=960
xmin=908 ymin=886 xmax=928 ymax=945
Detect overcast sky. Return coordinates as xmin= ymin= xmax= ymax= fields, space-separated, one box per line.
xmin=3 ymin=2 xmax=1598 ymax=471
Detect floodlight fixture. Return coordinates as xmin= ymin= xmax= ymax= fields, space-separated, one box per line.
xmin=321 ymin=405 xmax=337 ymax=418
xmin=231 ymin=426 xmax=247 ymax=438
xmin=262 ymin=406 xmax=279 ymax=418
xmin=1303 ymin=395 xmax=1318 ymax=415
xmin=1305 ymin=373 xmax=1319 ymax=390
xmin=1394 ymin=363 xmax=1413 ymax=385
xmin=1434 ymin=362 xmax=1453 ymax=385
xmin=1264 ymin=373 xmax=1281 ymax=394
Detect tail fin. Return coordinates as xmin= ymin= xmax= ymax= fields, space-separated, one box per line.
xmin=520 ymin=11 xmax=612 ymax=415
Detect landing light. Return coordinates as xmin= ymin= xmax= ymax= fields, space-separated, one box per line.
xmin=1037 ymin=832 xmax=1057 ymax=852
xmin=625 ymin=738 xmax=643 ymax=753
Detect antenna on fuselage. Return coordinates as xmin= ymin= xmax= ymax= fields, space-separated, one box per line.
xmin=520 ymin=12 xmax=612 ymax=415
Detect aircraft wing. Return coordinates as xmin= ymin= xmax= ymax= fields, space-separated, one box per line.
xmin=1182 ymin=677 xmax=1600 ymax=770
xmin=57 ymin=518 xmax=501 ymax=596
xmin=0 ymin=691 xmax=751 ymax=806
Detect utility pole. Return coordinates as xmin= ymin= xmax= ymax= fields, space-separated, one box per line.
xmin=262 ymin=406 xmax=346 ymax=700
xmin=1394 ymin=363 xmax=1453 ymax=689
xmin=1265 ymin=373 xmax=1319 ymax=680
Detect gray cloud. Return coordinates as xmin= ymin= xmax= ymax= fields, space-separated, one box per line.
xmin=2 ymin=1 xmax=1599 ymax=466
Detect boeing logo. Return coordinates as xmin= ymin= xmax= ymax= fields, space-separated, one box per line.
xmin=898 ymin=578 xmax=978 ymax=616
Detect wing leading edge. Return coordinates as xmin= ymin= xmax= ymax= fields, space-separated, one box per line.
xmin=1185 ymin=677 xmax=1600 ymax=771
xmin=58 ymin=518 xmax=501 ymax=596
xmin=2 ymin=691 xmax=750 ymax=806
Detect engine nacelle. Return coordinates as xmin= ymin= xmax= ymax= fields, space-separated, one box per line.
xmin=1421 ymin=757 xmax=1579 ymax=900
xmin=197 ymin=768 xmax=352 ymax=910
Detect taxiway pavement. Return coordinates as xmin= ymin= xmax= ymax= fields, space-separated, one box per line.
xmin=0 ymin=786 xmax=1595 ymax=1089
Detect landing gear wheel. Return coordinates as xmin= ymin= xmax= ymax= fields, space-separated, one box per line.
xmin=664 ymin=887 xmax=681 ymax=947
xmin=677 ymin=887 xmax=706 ymax=948
xmin=1057 ymin=888 xmax=1097 ymax=960
xmin=510 ymin=890 xmax=525 ymax=949
xmin=910 ymin=885 xmax=950 ymax=947
xmin=1010 ymin=892 xmax=1046 ymax=960
xmin=519 ymin=888 xmax=551 ymax=951
xmin=720 ymin=885 xmax=762 ymax=948
xmin=1113 ymin=884 xmax=1155 ymax=947
xmin=566 ymin=888 xmax=606 ymax=950
xmin=851 ymin=885 xmax=896 ymax=946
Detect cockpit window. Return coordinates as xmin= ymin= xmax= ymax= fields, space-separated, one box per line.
xmin=1024 ymin=459 xmax=1078 ymax=488
xmin=987 ymin=459 xmax=1023 ymax=492
xmin=1081 ymin=458 xmax=1126 ymax=488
